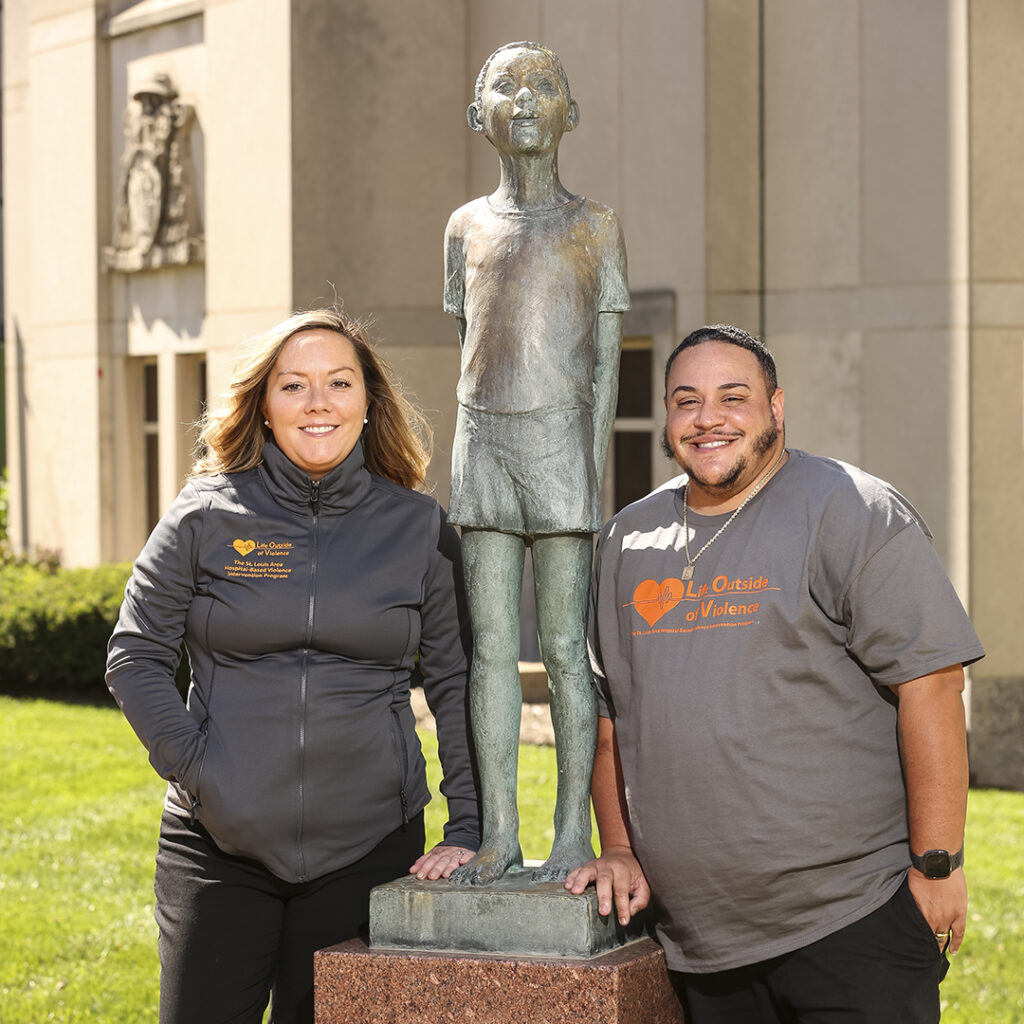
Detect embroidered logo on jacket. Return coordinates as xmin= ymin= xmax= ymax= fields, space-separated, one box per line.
xmin=224 ymin=539 xmax=294 ymax=580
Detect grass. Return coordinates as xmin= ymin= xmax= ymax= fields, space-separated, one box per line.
xmin=939 ymin=789 xmax=1024 ymax=1021
xmin=1 ymin=697 xmax=1021 ymax=1022
xmin=1 ymin=699 xmax=165 ymax=1023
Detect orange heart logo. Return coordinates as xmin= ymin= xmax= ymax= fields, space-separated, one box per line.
xmin=233 ymin=539 xmax=256 ymax=557
xmin=631 ymin=578 xmax=685 ymax=627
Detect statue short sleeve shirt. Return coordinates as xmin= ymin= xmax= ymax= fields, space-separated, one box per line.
xmin=588 ymin=450 xmax=984 ymax=972
xmin=443 ymin=195 xmax=629 ymax=414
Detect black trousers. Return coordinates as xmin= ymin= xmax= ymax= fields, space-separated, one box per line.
xmin=154 ymin=808 xmax=424 ymax=1024
xmin=670 ymin=876 xmax=951 ymax=1024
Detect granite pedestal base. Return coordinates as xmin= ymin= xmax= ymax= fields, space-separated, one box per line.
xmin=314 ymin=936 xmax=685 ymax=1023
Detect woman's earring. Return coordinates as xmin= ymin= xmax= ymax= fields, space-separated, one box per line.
xmin=264 ymin=419 xmax=270 ymax=427
xmin=364 ymin=416 xmax=369 ymax=425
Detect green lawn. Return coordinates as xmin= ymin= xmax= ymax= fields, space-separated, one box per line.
xmin=1 ymin=696 xmax=1021 ymax=1022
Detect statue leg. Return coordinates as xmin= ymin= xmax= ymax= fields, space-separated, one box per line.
xmin=448 ymin=528 xmax=526 ymax=886
xmin=530 ymin=532 xmax=597 ymax=883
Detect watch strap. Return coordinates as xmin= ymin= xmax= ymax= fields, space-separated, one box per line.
xmin=910 ymin=846 xmax=964 ymax=878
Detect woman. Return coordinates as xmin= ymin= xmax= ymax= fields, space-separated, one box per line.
xmin=107 ymin=309 xmax=479 ymax=1024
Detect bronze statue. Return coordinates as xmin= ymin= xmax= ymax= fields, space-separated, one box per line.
xmin=444 ymin=42 xmax=628 ymax=884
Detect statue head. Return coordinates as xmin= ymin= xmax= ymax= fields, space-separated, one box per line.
xmin=467 ymin=42 xmax=579 ymax=155
xmin=132 ymin=72 xmax=177 ymax=117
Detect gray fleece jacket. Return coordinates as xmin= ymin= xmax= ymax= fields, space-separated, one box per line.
xmin=107 ymin=439 xmax=479 ymax=883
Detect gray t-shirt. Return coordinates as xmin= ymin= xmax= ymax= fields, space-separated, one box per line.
xmin=589 ymin=450 xmax=984 ymax=972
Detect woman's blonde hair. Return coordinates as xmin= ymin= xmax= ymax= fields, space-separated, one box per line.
xmin=192 ymin=308 xmax=433 ymax=489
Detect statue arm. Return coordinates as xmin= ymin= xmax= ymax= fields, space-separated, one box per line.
xmin=443 ymin=214 xmax=467 ymax=329
xmin=591 ymin=311 xmax=623 ymax=481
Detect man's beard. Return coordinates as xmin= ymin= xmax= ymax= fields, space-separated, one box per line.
xmin=661 ymin=420 xmax=781 ymax=494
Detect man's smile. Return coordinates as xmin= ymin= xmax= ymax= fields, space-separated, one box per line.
xmin=689 ymin=436 xmax=739 ymax=450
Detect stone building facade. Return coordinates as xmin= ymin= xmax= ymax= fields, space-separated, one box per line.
xmin=3 ymin=0 xmax=1022 ymax=787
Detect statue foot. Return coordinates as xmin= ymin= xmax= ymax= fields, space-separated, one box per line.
xmin=531 ymin=836 xmax=596 ymax=883
xmin=448 ymin=835 xmax=523 ymax=886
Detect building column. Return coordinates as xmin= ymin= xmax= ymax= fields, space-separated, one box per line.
xmin=966 ymin=0 xmax=1024 ymax=789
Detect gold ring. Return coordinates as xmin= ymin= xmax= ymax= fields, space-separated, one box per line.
xmin=934 ymin=931 xmax=950 ymax=939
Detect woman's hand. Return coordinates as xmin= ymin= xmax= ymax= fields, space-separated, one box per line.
xmin=409 ymin=844 xmax=476 ymax=880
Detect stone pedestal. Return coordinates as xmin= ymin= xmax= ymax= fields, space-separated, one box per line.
xmin=314 ymin=936 xmax=685 ymax=1023
xmin=369 ymin=874 xmax=647 ymax=958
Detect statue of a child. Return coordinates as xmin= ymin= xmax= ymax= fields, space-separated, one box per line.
xmin=444 ymin=41 xmax=629 ymax=884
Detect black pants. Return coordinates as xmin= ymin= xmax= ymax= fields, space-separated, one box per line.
xmin=670 ymin=876 xmax=951 ymax=1023
xmin=154 ymin=808 xmax=424 ymax=1024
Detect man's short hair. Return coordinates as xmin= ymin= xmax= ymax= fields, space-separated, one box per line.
xmin=664 ymin=324 xmax=778 ymax=395
xmin=474 ymin=41 xmax=573 ymax=107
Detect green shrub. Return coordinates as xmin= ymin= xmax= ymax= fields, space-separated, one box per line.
xmin=0 ymin=562 xmax=133 ymax=694
xmin=0 ymin=562 xmax=194 ymax=699
xmin=0 ymin=540 xmax=62 ymax=571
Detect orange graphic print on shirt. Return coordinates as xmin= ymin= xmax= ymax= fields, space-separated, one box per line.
xmin=625 ymin=573 xmax=781 ymax=635
xmin=630 ymin=578 xmax=685 ymax=626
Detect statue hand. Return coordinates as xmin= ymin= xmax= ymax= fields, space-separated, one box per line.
xmin=593 ymin=440 xmax=609 ymax=486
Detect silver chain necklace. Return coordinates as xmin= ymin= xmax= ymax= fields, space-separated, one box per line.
xmin=681 ymin=448 xmax=788 ymax=580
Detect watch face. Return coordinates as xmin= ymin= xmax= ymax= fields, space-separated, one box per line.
xmin=922 ymin=850 xmax=952 ymax=878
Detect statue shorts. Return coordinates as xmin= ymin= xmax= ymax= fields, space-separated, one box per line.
xmin=449 ymin=405 xmax=600 ymax=536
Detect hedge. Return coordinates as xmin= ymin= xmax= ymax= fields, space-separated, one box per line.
xmin=0 ymin=562 xmax=190 ymax=698
xmin=0 ymin=562 xmax=133 ymax=694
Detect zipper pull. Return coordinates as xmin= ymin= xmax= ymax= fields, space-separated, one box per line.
xmin=309 ymin=480 xmax=321 ymax=515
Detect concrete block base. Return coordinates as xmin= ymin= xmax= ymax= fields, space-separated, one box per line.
xmin=314 ymin=936 xmax=685 ymax=1023
xmin=369 ymin=874 xmax=647 ymax=958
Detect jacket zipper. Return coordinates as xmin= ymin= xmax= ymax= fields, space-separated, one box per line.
xmin=296 ymin=479 xmax=321 ymax=881
xmin=389 ymin=689 xmax=410 ymax=825
xmin=190 ymin=601 xmax=218 ymax=823
xmin=189 ymin=719 xmax=210 ymax=824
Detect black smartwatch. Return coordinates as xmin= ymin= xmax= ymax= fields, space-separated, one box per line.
xmin=910 ymin=847 xmax=964 ymax=879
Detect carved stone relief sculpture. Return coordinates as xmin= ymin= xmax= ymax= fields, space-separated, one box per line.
xmin=102 ymin=72 xmax=204 ymax=273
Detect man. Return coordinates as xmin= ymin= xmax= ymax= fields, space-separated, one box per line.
xmin=566 ymin=325 xmax=982 ymax=1022
xmin=444 ymin=42 xmax=628 ymax=885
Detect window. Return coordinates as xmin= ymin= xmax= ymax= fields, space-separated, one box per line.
xmin=611 ymin=339 xmax=656 ymax=512
xmin=601 ymin=292 xmax=679 ymax=518
xmin=603 ymin=335 xmax=678 ymax=518
xmin=138 ymin=355 xmax=206 ymax=534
